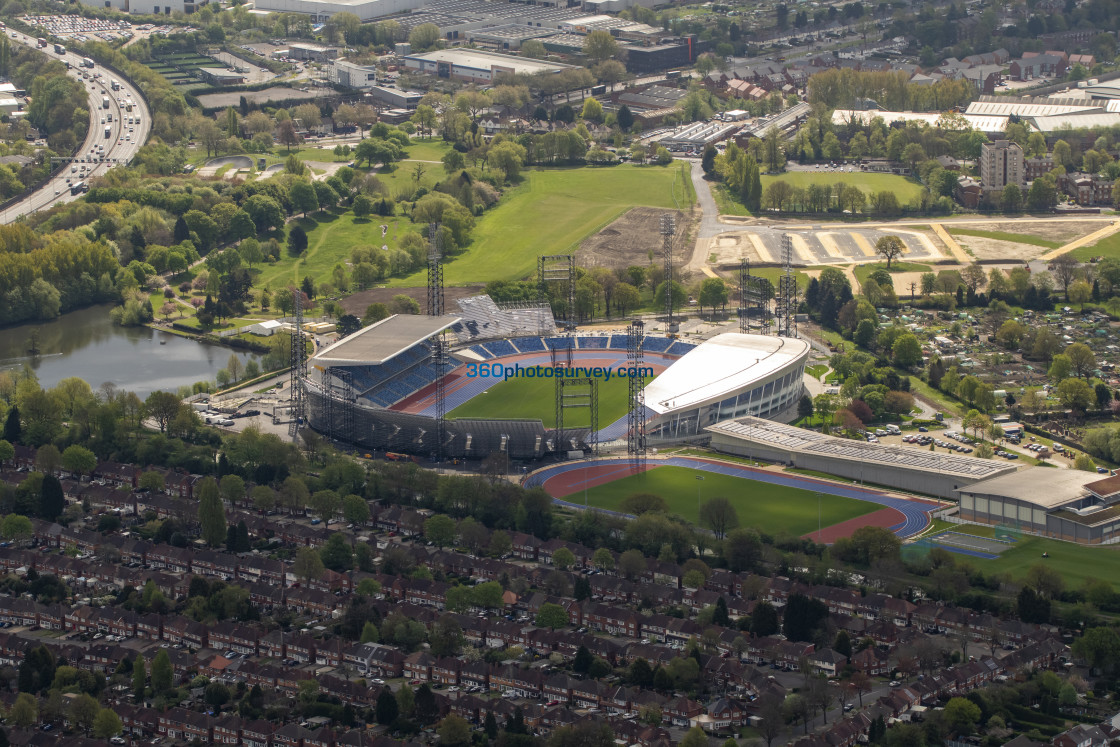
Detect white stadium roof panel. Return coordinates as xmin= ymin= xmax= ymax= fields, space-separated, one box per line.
xmin=643 ymin=333 xmax=809 ymax=416
xmin=312 ymin=314 xmax=460 ymax=367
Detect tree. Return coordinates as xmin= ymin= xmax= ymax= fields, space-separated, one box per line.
xmin=699 ymin=497 xmax=739 ymax=540
xmin=61 ymin=444 xmax=96 ymax=478
xmin=39 ymin=474 xmax=65 ymax=522
xmin=9 ymin=693 xmax=36 ymax=728
xmin=197 ymin=477 xmax=226 ymax=548
xmin=277 ymin=119 xmax=302 ymax=151
xmin=320 ymin=534 xmax=353 ymax=571
xmin=1068 ymin=280 xmax=1092 ymax=310
xmin=619 ymin=548 xmax=647 ymax=580
xmin=1073 ymin=626 xmax=1120 ymax=672
xmin=698 ymin=277 xmax=729 ymax=316
xmin=132 ymin=655 xmax=146 ymax=702
xmin=875 ymin=235 xmax=905 ymax=269
xmin=438 ymin=714 xmax=472 ymax=747
xmin=287 ymin=225 xmax=308 ymax=256
xmin=293 ymin=546 xmax=325 ymax=583
xmin=144 ymin=390 xmax=181 ymax=433
xmin=583 ymin=30 xmax=619 ymax=63
xmin=552 ymin=547 xmax=576 ymax=570
xmin=424 ymin=514 xmax=457 ymax=547
xmin=680 ymin=726 xmax=709 ymax=747
xmin=1057 ymin=377 xmax=1094 ymax=413
xmin=592 ymin=547 xmax=615 ymax=571
xmin=92 ymin=708 xmax=123 ymax=739
xmin=376 ymin=688 xmax=399 ymax=724
xmin=290 ymin=180 xmax=319 ymax=218
xmin=892 ymin=333 xmax=923 ymax=369
xmin=151 ymin=648 xmax=173 ymax=694
xmin=1066 ymin=342 xmax=1096 ymax=378
xmin=535 ymin=602 xmax=569 ymax=629
xmin=944 ymin=697 xmax=981 ymax=736
xmin=408 ymin=22 xmax=441 ymax=52
xmin=724 ymin=527 xmax=763 ymax=572
xmin=343 ymin=494 xmax=370 ymax=525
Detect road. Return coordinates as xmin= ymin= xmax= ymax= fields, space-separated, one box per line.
xmin=0 ymin=30 xmax=150 ymax=224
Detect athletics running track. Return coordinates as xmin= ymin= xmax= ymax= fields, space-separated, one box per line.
xmin=525 ymin=456 xmax=938 ymax=542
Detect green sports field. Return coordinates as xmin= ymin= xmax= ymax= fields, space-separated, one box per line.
xmin=582 ymin=465 xmax=879 ymax=534
xmin=448 ymin=365 xmax=650 ymax=428
xmin=715 ymin=171 xmax=925 ymax=216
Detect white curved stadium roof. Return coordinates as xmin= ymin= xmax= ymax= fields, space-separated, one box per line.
xmin=644 ymin=333 xmax=809 ymax=416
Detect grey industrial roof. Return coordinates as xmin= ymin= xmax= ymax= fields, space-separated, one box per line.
xmin=957 ymin=467 xmax=1096 ymax=509
xmin=312 ymin=314 xmax=460 ymax=367
xmin=708 ymin=417 xmax=1015 ymax=480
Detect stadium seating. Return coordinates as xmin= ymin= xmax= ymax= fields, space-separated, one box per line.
xmin=469 ymin=345 xmax=493 ymax=360
xmin=511 ymin=336 xmax=545 ymax=353
xmin=609 ymin=335 xmax=629 ymax=350
xmin=642 ymin=336 xmax=673 ymax=353
xmin=668 ymin=341 xmax=696 ymax=357
xmin=577 ymin=337 xmax=607 ymax=349
xmin=481 ymin=339 xmax=517 ymax=358
xmin=451 ymin=295 xmax=557 ymax=344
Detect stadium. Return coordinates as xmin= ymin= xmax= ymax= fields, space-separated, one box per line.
xmin=303 ymin=295 xmax=811 ymax=460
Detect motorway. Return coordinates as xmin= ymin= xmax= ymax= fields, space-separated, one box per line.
xmin=0 ymin=29 xmax=150 ymax=224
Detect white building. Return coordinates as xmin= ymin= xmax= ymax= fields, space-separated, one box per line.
xmin=402 ymin=49 xmax=575 ymax=84
xmin=251 ymin=0 xmax=424 ymax=22
xmin=77 ymin=0 xmax=209 ymax=14
xmin=645 ymin=333 xmax=810 ymax=440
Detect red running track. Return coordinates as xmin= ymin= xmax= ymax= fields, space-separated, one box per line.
xmin=806 ymin=507 xmax=906 ymax=544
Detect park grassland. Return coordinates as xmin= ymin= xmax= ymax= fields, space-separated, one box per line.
xmin=393 ymin=165 xmax=685 ymax=286
xmin=714 ymin=171 xmax=926 ymax=217
xmin=1071 ymin=230 xmax=1120 ymax=261
xmin=981 ymin=535 xmax=1120 ymax=589
xmin=265 ymin=164 xmax=683 ymax=290
xmin=580 ymin=465 xmax=879 ymax=533
xmin=448 ymin=367 xmax=653 ymax=428
xmin=254 ymin=211 xmax=412 ymax=290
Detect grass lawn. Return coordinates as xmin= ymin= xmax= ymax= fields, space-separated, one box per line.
xmin=582 ymin=465 xmax=879 ymax=531
xmin=715 ymin=172 xmax=926 ymax=217
xmin=1071 ymin=230 xmax=1120 ymax=261
xmin=393 ymin=165 xmax=682 ymax=286
xmin=806 ymin=364 xmax=829 ymax=380
xmin=982 ymin=535 xmax=1120 ymax=589
xmin=403 ymin=138 xmax=452 ymax=162
xmin=853 ymin=261 xmax=932 ymax=286
xmin=448 ymin=365 xmax=649 ymax=428
xmin=255 ymin=210 xmax=411 ymax=289
xmin=947 ymin=228 xmax=1060 ymax=249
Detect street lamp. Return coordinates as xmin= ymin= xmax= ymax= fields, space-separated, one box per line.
xmin=696 ymin=475 xmax=705 ymax=516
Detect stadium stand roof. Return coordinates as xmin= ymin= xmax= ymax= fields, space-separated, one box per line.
xmin=956 ymin=467 xmax=1099 ymax=509
xmin=708 ymin=417 xmax=1014 ymax=481
xmin=644 ymin=334 xmax=809 ymax=416
xmin=312 ymin=314 xmax=460 ymax=367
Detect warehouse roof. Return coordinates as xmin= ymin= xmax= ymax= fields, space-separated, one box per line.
xmin=957 ymin=467 xmax=1096 ymax=509
xmin=708 ymin=417 xmax=1015 ymax=480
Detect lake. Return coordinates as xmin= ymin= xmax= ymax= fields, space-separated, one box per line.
xmin=0 ymin=305 xmax=258 ymax=397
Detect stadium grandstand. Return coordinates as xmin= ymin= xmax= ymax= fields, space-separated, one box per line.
xmin=304 ymin=295 xmax=812 ymax=460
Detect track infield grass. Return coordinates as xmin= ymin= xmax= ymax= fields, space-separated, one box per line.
xmin=448 ymin=365 xmax=649 ymax=428
xmin=578 ymin=465 xmax=880 ymax=533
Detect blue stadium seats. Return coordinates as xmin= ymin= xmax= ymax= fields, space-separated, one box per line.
xmin=609 ymin=335 xmax=629 ymax=350
xmin=482 ymin=339 xmax=517 ymax=358
xmin=643 ymin=336 xmax=673 ymax=353
xmin=577 ymin=337 xmax=607 ymax=349
xmin=470 ymin=345 xmax=493 ymax=360
xmin=511 ymin=336 xmax=545 ymax=353
xmin=667 ymin=341 xmax=696 ymax=356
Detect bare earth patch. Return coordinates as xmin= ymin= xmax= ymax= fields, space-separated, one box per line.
xmin=982 ymin=221 xmax=1093 ymax=243
xmin=577 ymin=207 xmax=690 ymax=271
xmin=951 ymin=235 xmax=1047 ymax=262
